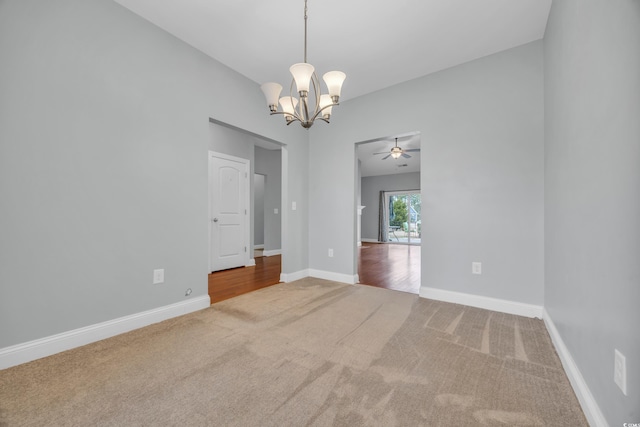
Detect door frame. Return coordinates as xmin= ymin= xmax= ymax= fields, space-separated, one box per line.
xmin=208 ymin=151 xmax=251 ymax=272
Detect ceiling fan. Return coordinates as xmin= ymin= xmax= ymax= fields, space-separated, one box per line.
xmin=373 ymin=138 xmax=420 ymax=160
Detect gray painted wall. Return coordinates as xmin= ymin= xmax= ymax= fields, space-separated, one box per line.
xmin=360 ymin=173 xmax=421 ymax=241
xmin=544 ymin=0 xmax=640 ymax=423
xmin=208 ymin=123 xmax=255 ymax=161
xmin=310 ymin=41 xmax=544 ymax=304
xmin=253 ymin=174 xmax=265 ymax=246
xmin=281 ymin=137 xmax=309 ymax=277
xmin=0 ymin=0 xmax=309 ymax=349
xmin=255 ymin=147 xmax=282 ymax=252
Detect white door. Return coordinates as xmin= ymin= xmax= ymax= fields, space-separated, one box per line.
xmin=209 ymin=152 xmax=249 ymax=272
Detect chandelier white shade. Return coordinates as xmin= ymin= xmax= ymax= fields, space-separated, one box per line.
xmin=290 ymin=63 xmax=315 ymax=94
xmin=260 ymin=82 xmax=283 ymax=110
xmin=279 ymin=96 xmax=298 ymax=121
xmin=323 ymin=71 xmax=347 ymax=100
xmin=260 ymin=0 xmax=345 ymax=129
xmin=319 ymin=94 xmax=333 ymax=120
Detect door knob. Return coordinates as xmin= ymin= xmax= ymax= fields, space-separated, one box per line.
xmin=213 ymin=218 xmax=219 ymax=222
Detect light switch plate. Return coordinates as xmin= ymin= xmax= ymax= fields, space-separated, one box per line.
xmin=614 ymin=349 xmax=627 ymax=395
xmin=472 ymin=262 xmax=482 ymax=275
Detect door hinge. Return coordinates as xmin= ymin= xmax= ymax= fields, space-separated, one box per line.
xmin=244 ymin=246 xmax=247 ymax=252
xmin=245 ymin=209 xmax=247 ymax=215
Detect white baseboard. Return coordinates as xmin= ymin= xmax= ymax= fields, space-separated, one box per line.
xmin=246 ymin=258 xmax=256 ymax=267
xmin=280 ymin=269 xmax=358 ymax=285
xmin=308 ymin=269 xmax=358 ymax=285
xmin=419 ymin=287 xmax=543 ymax=318
xmin=280 ymin=269 xmax=309 ymax=283
xmin=263 ymin=249 xmax=282 ymax=257
xmin=254 ymin=244 xmax=264 ymax=249
xmin=361 ymin=238 xmax=380 ymax=243
xmin=543 ymin=309 xmax=609 ymax=427
xmin=0 ymin=295 xmax=211 ymax=370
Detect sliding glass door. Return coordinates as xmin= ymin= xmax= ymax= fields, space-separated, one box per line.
xmin=384 ymin=190 xmax=421 ymax=245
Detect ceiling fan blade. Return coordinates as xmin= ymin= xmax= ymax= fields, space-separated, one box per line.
xmin=402 ymin=153 xmax=412 ymax=158
xmin=382 ymin=154 xmax=391 ymax=160
xmin=372 ymin=152 xmax=389 ymax=155
xmin=404 ymin=149 xmax=420 ymax=152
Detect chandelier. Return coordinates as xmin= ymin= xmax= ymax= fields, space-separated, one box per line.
xmin=260 ymin=0 xmax=346 ymax=129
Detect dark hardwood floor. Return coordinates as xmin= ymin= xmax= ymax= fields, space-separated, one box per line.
xmin=358 ymin=242 xmax=421 ymax=294
xmin=208 ymin=243 xmax=419 ymax=304
xmin=208 ymin=255 xmax=281 ymax=304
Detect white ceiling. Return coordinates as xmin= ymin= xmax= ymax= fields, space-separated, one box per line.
xmin=113 ymin=0 xmax=552 ymax=101
xmin=114 ymin=0 xmax=550 ymax=176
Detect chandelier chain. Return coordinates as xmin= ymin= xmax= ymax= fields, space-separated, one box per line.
xmin=303 ymin=0 xmax=308 ymax=63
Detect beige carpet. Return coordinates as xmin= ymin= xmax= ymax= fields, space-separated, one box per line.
xmin=0 ymin=278 xmax=586 ymax=426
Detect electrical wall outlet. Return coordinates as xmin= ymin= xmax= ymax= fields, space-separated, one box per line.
xmin=614 ymin=349 xmax=627 ymax=395
xmin=328 ymin=248 xmax=334 ymax=257
xmin=472 ymin=262 xmax=482 ymax=275
xmin=153 ymin=269 xmax=164 ymax=284
xmin=274 ymin=208 xmax=278 ymax=214
xmin=292 ymin=201 xmax=297 ymax=211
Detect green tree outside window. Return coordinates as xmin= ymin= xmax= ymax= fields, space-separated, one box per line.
xmin=390 ymin=198 xmax=408 ymax=227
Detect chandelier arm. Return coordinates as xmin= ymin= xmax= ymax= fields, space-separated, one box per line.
xmin=310 ymin=72 xmax=321 ymax=113
xmin=285 ymin=79 xmax=304 ymax=123
xmin=268 ymin=111 xmax=298 ymax=118
xmin=309 ymin=71 xmax=337 ymax=124
xmin=300 ymin=72 xmax=322 ymax=126
xmin=309 ymin=102 xmax=338 ymax=123
xmin=268 ymin=111 xmax=302 ymax=126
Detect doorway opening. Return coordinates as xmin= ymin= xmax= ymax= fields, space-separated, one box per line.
xmin=207 ymin=119 xmax=284 ymax=304
xmin=355 ymin=132 xmax=422 ymax=294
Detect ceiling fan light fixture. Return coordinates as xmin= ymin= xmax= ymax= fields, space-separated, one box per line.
xmin=260 ymin=0 xmax=345 ymax=129
xmin=371 ymin=136 xmax=421 ymax=161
